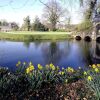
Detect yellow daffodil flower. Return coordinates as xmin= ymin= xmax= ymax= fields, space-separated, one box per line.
xmin=26 ymin=65 xmax=34 ymax=74
xmin=29 ymin=65 xmax=34 ymax=71
xmin=66 ymin=67 xmax=74 ymax=73
xmin=87 ymin=76 xmax=92 ymax=81
xmin=97 ymin=64 xmax=100 ymax=67
xmin=50 ymin=63 xmax=55 ymax=70
xmin=38 ymin=64 xmax=43 ymax=70
xmin=59 ymin=71 xmax=64 ymax=75
xmin=84 ymin=71 xmax=87 ymax=75
xmin=16 ymin=61 xmax=21 ymax=67
xmin=95 ymin=68 xmax=99 ymax=73
xmin=26 ymin=67 xmax=30 ymax=74
xmin=92 ymin=64 xmax=96 ymax=69
xmin=16 ymin=64 xmax=19 ymax=67
xmin=18 ymin=61 xmax=21 ymax=65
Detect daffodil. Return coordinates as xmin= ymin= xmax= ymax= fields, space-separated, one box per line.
xmin=97 ymin=64 xmax=100 ymax=67
xmin=92 ymin=64 xmax=96 ymax=69
xmin=18 ymin=61 xmax=21 ymax=65
xmin=38 ymin=64 xmax=43 ymax=70
xmin=50 ymin=63 xmax=55 ymax=70
xmin=23 ymin=62 xmax=26 ymax=65
xmin=29 ymin=62 xmax=32 ymax=66
xmin=87 ymin=76 xmax=92 ymax=81
xmin=26 ymin=65 xmax=34 ymax=74
xmin=59 ymin=71 xmax=64 ymax=75
xmin=16 ymin=61 xmax=21 ymax=67
xmin=26 ymin=67 xmax=30 ymax=74
xmin=16 ymin=64 xmax=19 ymax=67
xmin=66 ymin=67 xmax=74 ymax=73
xmin=29 ymin=65 xmax=34 ymax=71
xmin=65 ymin=79 xmax=68 ymax=83
xmin=94 ymin=68 xmax=99 ymax=73
xmin=84 ymin=71 xmax=87 ymax=75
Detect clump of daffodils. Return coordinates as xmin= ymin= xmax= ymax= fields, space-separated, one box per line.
xmin=16 ymin=62 xmax=82 ymax=85
xmin=26 ymin=65 xmax=34 ymax=74
xmin=84 ymin=64 xmax=100 ymax=99
xmin=66 ymin=67 xmax=74 ymax=73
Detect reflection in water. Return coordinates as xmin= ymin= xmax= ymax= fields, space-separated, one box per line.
xmin=23 ymin=41 xmax=31 ymax=48
xmin=41 ymin=41 xmax=71 ymax=66
xmin=0 ymin=40 xmax=100 ymax=71
xmin=81 ymin=41 xmax=93 ymax=65
xmin=23 ymin=41 xmax=42 ymax=49
xmin=96 ymin=43 xmax=100 ymax=57
xmin=92 ymin=42 xmax=100 ymax=63
xmin=42 ymin=42 xmax=62 ymax=64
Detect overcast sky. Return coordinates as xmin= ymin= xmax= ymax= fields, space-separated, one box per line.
xmin=0 ymin=0 xmax=83 ymax=26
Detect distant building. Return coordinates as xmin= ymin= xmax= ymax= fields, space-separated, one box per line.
xmin=0 ymin=26 xmax=12 ymax=32
xmin=56 ymin=24 xmax=65 ymax=30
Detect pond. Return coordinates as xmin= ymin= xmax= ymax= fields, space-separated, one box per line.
xmin=0 ymin=40 xmax=100 ymax=71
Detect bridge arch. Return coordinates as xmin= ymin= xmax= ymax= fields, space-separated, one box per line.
xmin=75 ymin=36 xmax=81 ymax=40
xmin=84 ymin=36 xmax=91 ymax=41
xmin=96 ymin=37 xmax=100 ymax=42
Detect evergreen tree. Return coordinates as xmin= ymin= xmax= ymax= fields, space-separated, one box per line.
xmin=32 ymin=17 xmax=48 ymax=31
xmin=22 ymin=16 xmax=31 ymax=31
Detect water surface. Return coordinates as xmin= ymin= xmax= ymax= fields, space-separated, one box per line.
xmin=0 ymin=40 xmax=100 ymax=71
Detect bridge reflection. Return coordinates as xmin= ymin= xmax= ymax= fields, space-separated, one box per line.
xmin=92 ymin=41 xmax=100 ymax=60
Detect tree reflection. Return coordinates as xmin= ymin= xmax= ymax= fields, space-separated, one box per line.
xmin=83 ymin=41 xmax=100 ymax=64
xmin=23 ymin=41 xmax=42 ymax=49
xmin=42 ymin=41 xmax=71 ymax=65
xmin=23 ymin=41 xmax=31 ymax=48
xmin=81 ymin=41 xmax=93 ymax=65
xmin=44 ymin=42 xmax=61 ymax=64
xmin=34 ymin=41 xmax=42 ymax=48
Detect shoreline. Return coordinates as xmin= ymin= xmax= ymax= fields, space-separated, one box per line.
xmin=0 ymin=31 xmax=73 ymax=41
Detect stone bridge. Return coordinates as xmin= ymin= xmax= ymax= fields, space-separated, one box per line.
xmin=73 ymin=8 xmax=100 ymax=42
xmin=73 ymin=32 xmax=100 ymax=41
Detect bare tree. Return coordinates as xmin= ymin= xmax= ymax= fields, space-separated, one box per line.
xmin=42 ymin=0 xmax=67 ymax=31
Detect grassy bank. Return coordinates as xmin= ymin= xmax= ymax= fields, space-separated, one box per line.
xmin=0 ymin=31 xmax=73 ymax=41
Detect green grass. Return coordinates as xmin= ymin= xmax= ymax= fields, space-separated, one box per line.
xmin=0 ymin=31 xmax=73 ymax=41
xmin=6 ymin=31 xmax=72 ymax=34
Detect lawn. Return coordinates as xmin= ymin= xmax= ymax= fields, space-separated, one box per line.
xmin=7 ymin=31 xmax=72 ymax=34
xmin=0 ymin=31 xmax=73 ymax=41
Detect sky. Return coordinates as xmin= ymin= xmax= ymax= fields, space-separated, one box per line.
xmin=0 ymin=0 xmax=83 ymax=26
